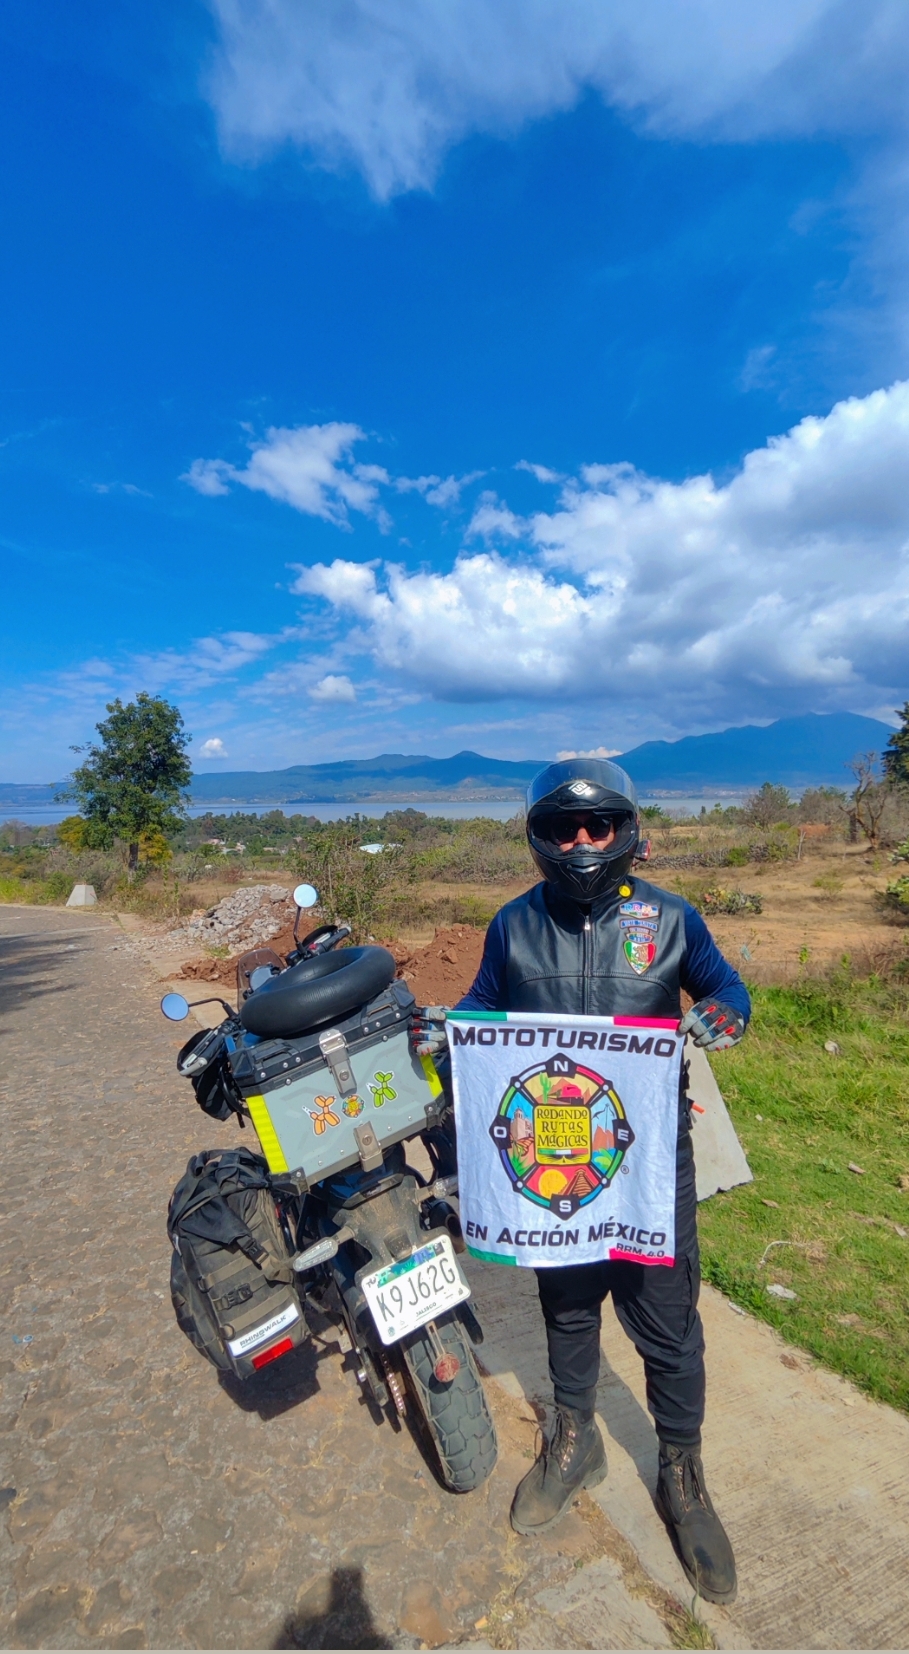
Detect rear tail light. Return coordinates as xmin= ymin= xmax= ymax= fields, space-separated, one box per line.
xmin=251 ymin=1336 xmax=294 ymax=1370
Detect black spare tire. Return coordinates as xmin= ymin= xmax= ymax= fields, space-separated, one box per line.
xmin=239 ymin=946 xmax=396 ymax=1039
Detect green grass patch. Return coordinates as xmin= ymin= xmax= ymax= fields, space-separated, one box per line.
xmin=699 ymin=971 xmax=909 ymax=1413
xmin=0 ymin=872 xmax=73 ymax=904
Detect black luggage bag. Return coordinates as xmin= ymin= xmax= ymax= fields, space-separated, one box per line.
xmin=167 ymin=1147 xmax=307 ymax=1380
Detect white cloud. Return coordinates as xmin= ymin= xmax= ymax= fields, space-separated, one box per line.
xmin=184 ymin=428 xmax=487 ymax=530
xmin=183 ymin=423 xmax=391 ymax=528
xmin=182 ymin=458 xmax=232 ymax=497
xmin=91 ymin=480 xmax=153 ymax=498
xmin=516 ymin=461 xmax=565 ymax=484
xmin=556 ymin=746 xmax=622 ymax=759
xmin=396 ymin=470 xmax=485 ymax=509
xmin=739 ymin=345 xmax=778 ymax=393
xmin=132 ymin=631 xmax=274 ymax=692
xmin=290 ymin=380 xmax=909 ymax=726
xmin=308 ymin=673 xmax=357 ymax=702
xmin=206 ymin=2 xmax=909 ymax=199
xmin=199 ymin=737 xmax=229 ymax=758
xmin=467 ymin=491 xmax=524 ymax=540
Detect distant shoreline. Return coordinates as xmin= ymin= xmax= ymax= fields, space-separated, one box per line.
xmin=3 ymin=791 xmax=762 ymax=828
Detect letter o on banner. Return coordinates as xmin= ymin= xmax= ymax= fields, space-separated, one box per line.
xmin=477 ymin=1028 xmax=496 ymax=1045
xmin=654 ymin=1038 xmax=677 ymax=1057
xmin=516 ymin=1028 xmax=535 ymax=1046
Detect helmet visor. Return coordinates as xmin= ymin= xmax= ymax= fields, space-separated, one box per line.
xmin=530 ymin=808 xmax=638 ymax=856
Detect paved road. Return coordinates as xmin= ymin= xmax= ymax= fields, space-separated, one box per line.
xmin=0 ymin=908 xmax=687 ymax=1652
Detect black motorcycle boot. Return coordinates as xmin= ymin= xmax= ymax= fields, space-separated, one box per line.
xmin=510 ymin=1405 xmax=607 ymax=1536
xmin=655 ymin=1442 xmax=737 ymax=1604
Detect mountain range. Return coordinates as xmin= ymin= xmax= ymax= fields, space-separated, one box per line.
xmin=182 ymin=711 xmax=896 ymax=799
xmin=1 ymin=712 xmax=892 ymax=808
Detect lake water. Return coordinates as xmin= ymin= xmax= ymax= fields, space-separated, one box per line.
xmin=4 ymin=794 xmax=750 ymax=827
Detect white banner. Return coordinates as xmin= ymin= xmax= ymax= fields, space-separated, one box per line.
xmin=449 ymin=1012 xmax=683 ymax=1269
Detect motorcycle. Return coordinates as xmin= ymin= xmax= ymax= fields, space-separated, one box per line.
xmin=161 ymin=883 xmax=497 ymax=1494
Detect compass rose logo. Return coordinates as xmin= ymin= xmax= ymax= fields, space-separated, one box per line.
xmin=488 ymin=1053 xmax=635 ymax=1220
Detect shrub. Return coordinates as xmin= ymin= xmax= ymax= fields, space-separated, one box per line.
xmin=750 ymin=828 xmax=798 ymax=862
xmin=700 ymin=887 xmax=763 ymax=916
xmin=812 ymin=872 xmax=844 ymax=897
xmin=878 ymin=877 xmax=909 ymax=923
xmin=798 ymin=787 xmax=847 ymax=827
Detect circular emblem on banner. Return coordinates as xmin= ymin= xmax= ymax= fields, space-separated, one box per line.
xmin=488 ymin=1055 xmax=636 ymax=1220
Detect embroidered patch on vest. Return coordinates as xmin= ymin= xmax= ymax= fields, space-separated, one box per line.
xmin=620 ymin=900 xmax=660 ymax=974
xmin=623 ymin=932 xmax=657 ymax=974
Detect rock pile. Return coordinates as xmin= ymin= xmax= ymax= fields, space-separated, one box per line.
xmin=169 ymin=885 xmax=293 ymax=952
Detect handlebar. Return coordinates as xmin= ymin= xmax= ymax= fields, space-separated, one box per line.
xmin=286 ymin=923 xmax=351 ymax=966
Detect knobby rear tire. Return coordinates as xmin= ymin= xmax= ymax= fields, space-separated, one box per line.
xmin=401 ymin=1312 xmax=498 ymax=1493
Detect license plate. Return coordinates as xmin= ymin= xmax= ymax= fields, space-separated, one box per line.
xmin=360 ymin=1235 xmax=470 ymax=1345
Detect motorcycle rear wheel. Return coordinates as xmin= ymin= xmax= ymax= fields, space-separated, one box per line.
xmin=401 ymin=1313 xmax=498 ymax=1493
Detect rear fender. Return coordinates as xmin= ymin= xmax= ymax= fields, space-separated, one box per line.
xmin=331 ymin=1176 xmax=423 ymax=1273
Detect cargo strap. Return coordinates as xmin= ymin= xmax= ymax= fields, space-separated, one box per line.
xmin=167 ymin=1148 xmax=294 ymax=1286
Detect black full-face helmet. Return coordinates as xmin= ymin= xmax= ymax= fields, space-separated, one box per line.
xmin=525 ymin=757 xmax=640 ymax=905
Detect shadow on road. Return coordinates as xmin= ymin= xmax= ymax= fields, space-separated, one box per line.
xmin=273 ymin=1565 xmax=393 ymax=1649
xmin=218 ymin=1339 xmax=323 ymax=1420
xmin=594 ymin=1347 xmax=665 ymax=1494
xmin=0 ymin=933 xmax=79 ymax=1029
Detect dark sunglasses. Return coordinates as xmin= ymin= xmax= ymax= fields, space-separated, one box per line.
xmin=535 ymin=810 xmax=625 ymax=844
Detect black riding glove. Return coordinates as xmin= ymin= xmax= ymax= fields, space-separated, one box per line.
xmin=410 ymin=1005 xmax=450 ymax=1059
xmin=678 ymin=998 xmax=745 ymax=1051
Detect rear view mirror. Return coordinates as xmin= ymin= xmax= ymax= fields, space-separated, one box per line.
xmin=293 ymin=883 xmax=319 ymax=910
xmin=161 ymin=992 xmax=190 ymax=1022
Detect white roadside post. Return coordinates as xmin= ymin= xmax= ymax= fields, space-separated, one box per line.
xmin=66 ymin=883 xmax=98 ymax=908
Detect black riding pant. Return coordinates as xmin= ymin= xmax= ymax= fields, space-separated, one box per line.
xmin=535 ymin=1128 xmax=705 ymax=1447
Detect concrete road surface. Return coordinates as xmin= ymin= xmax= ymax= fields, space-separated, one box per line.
xmin=0 ymin=907 xmax=692 ymax=1652
xmin=5 ymin=904 xmax=909 ymax=1651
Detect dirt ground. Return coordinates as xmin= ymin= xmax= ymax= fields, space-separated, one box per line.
xmin=667 ymin=837 xmax=906 ymax=982
xmin=173 ymin=923 xmax=488 ymax=1007
xmin=171 ymin=838 xmax=905 ymax=1009
xmin=407 ymin=837 xmax=907 ymax=992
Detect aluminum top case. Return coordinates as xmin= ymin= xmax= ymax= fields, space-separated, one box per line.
xmin=227 ymin=978 xmax=444 ymax=1185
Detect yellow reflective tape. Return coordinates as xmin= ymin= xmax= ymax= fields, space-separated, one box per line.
xmin=419 ymin=1053 xmax=444 ymax=1098
xmin=245 ymin=1094 xmax=289 ymax=1173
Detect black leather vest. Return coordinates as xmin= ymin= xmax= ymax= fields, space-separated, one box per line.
xmin=500 ymin=876 xmax=688 ymax=1020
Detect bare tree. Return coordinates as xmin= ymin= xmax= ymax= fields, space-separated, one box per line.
xmin=844 ymin=752 xmax=892 ymax=848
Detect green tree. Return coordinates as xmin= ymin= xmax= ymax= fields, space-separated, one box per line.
xmin=743 ymin=782 xmax=795 ymax=828
xmin=293 ymin=821 xmax=399 ymax=940
xmin=61 ymin=694 xmax=192 ymax=874
xmin=882 ymin=702 xmax=909 ymax=787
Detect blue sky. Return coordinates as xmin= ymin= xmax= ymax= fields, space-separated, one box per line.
xmin=2 ymin=0 xmax=908 ymax=780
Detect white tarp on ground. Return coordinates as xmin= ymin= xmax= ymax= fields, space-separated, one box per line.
xmin=685 ymin=1039 xmax=754 ymax=1201
xmin=449 ymin=1011 xmax=684 ymax=1269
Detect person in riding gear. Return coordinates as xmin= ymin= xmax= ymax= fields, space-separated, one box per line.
xmin=414 ymin=757 xmax=748 ymax=1604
